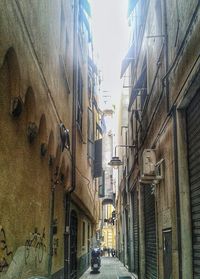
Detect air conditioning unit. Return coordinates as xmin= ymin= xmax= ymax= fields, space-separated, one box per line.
xmin=140 ymin=150 xmax=164 ymax=185
xmin=142 ymin=149 xmax=156 ymax=176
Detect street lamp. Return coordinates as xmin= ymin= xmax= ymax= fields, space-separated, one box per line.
xmin=108 ymin=145 xmax=135 ymax=168
xmin=108 ymin=156 xmax=123 ymax=168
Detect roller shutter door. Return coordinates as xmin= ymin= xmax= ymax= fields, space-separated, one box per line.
xmin=133 ymin=190 xmax=139 ymax=274
xmin=186 ymin=92 xmax=200 ymax=279
xmin=144 ymin=185 xmax=157 ymax=279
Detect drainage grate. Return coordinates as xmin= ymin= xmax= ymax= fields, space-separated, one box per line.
xmin=118 ymin=277 xmax=132 ymax=279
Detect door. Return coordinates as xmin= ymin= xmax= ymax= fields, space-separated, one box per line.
xmin=186 ymin=92 xmax=200 ymax=279
xmin=125 ymin=208 xmax=129 ymax=267
xmin=87 ymin=224 xmax=90 ymax=267
xmin=70 ymin=210 xmax=78 ymax=279
xmin=163 ymin=229 xmax=172 ymax=279
xmin=144 ymin=185 xmax=157 ymax=279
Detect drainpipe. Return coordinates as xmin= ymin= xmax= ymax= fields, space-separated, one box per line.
xmin=172 ymin=106 xmax=182 ymax=279
xmin=48 ymin=179 xmax=56 ymax=278
xmin=64 ymin=0 xmax=78 ymax=278
xmin=162 ymin=0 xmax=170 ymax=112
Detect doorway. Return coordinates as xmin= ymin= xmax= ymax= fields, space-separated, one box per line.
xmin=70 ymin=210 xmax=78 ymax=279
xmin=163 ymin=229 xmax=172 ymax=279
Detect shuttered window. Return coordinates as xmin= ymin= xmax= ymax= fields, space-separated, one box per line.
xmin=186 ymin=92 xmax=200 ymax=279
xmin=94 ymin=139 xmax=102 ymax=178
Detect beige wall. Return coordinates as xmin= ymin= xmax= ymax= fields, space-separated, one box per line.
xmin=0 ymin=1 xmax=99 ymax=278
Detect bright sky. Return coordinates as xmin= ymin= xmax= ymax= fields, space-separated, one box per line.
xmin=90 ymin=0 xmax=129 ymax=106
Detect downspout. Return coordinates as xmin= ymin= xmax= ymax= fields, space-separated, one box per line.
xmin=172 ymin=106 xmax=182 ymax=279
xmin=64 ymin=0 xmax=78 ymax=278
xmin=162 ymin=0 xmax=170 ymax=112
xmin=48 ymin=179 xmax=56 ymax=278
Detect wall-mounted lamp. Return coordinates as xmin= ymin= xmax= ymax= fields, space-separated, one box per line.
xmin=60 ymin=123 xmax=70 ymax=152
xmin=108 ymin=145 xmax=135 ymax=168
xmin=108 ymin=156 xmax=123 ymax=168
xmin=10 ymin=96 xmax=23 ymax=118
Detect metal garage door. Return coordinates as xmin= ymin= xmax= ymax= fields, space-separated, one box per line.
xmin=186 ymin=92 xmax=200 ymax=279
xmin=132 ymin=190 xmax=139 ymax=275
xmin=144 ymin=185 xmax=157 ymax=279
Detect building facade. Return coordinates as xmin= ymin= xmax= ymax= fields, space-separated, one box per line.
xmin=97 ymin=95 xmax=117 ymax=253
xmin=0 ymin=1 xmax=101 ymax=279
xmin=119 ymin=0 xmax=200 ymax=278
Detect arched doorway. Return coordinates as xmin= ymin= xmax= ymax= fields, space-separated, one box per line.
xmin=70 ymin=210 xmax=78 ymax=279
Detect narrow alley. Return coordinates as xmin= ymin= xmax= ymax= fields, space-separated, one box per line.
xmin=80 ymin=257 xmax=133 ymax=279
xmin=0 ymin=0 xmax=200 ymax=279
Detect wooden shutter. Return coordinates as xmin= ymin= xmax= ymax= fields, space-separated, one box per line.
xmin=94 ymin=139 xmax=102 ymax=177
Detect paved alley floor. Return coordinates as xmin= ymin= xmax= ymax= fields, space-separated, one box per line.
xmin=79 ymin=257 xmax=133 ymax=279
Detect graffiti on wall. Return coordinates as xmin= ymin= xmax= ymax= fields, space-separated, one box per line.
xmin=0 ymin=226 xmax=13 ymax=272
xmin=24 ymin=227 xmax=46 ymax=266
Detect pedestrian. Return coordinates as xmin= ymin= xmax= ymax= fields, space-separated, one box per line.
xmin=108 ymin=247 xmax=111 ymax=257
xmin=111 ymin=248 xmax=115 ymax=257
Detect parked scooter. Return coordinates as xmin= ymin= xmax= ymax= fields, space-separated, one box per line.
xmin=91 ymin=248 xmax=101 ymax=272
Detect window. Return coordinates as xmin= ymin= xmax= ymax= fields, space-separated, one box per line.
xmin=94 ymin=139 xmax=102 ymax=178
xmin=77 ymin=65 xmax=83 ymax=130
xmin=82 ymin=221 xmax=85 ymax=246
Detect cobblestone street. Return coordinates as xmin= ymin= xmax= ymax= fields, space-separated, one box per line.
xmin=80 ymin=257 xmax=133 ymax=279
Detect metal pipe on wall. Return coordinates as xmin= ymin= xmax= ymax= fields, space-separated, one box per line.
xmin=162 ymin=0 xmax=170 ymax=112
xmin=64 ymin=0 xmax=78 ymax=278
xmin=48 ymin=180 xmax=55 ymax=278
xmin=172 ymin=106 xmax=182 ymax=279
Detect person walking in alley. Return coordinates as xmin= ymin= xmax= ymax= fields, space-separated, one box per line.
xmin=108 ymin=247 xmax=111 ymax=257
xmin=111 ymin=248 xmax=115 ymax=257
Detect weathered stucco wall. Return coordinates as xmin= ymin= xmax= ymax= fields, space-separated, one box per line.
xmin=125 ymin=0 xmax=200 ymax=278
xmin=0 ymin=1 xmax=99 ymax=278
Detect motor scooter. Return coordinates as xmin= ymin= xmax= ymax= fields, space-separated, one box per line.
xmin=91 ymin=248 xmax=101 ymax=272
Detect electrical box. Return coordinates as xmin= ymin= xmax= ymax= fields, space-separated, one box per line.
xmin=142 ymin=149 xmax=156 ymax=176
